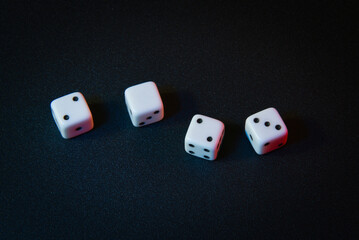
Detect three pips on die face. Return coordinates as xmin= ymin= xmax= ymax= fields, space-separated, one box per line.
xmin=50 ymin=81 xmax=288 ymax=160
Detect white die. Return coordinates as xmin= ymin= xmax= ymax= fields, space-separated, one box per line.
xmin=245 ymin=107 xmax=288 ymax=155
xmin=124 ymin=81 xmax=164 ymax=127
xmin=50 ymin=92 xmax=94 ymax=139
xmin=184 ymin=114 xmax=225 ymax=161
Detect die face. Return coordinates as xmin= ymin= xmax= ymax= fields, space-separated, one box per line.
xmin=50 ymin=92 xmax=94 ymax=139
xmin=245 ymin=107 xmax=288 ymax=154
xmin=124 ymin=81 xmax=164 ymax=127
xmin=185 ymin=114 xmax=225 ymax=160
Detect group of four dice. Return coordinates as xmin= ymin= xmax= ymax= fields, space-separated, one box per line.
xmin=50 ymin=81 xmax=288 ymax=160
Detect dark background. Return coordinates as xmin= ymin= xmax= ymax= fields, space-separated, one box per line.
xmin=0 ymin=1 xmax=357 ymax=239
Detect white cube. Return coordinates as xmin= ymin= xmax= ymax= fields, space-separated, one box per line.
xmin=245 ymin=107 xmax=288 ymax=155
xmin=124 ymin=81 xmax=164 ymax=127
xmin=50 ymin=92 xmax=94 ymax=139
xmin=184 ymin=114 xmax=225 ymax=160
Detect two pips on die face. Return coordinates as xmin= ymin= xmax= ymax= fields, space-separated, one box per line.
xmin=184 ymin=115 xmax=225 ymax=161
xmin=50 ymin=92 xmax=94 ymax=139
xmin=124 ymin=81 xmax=164 ymax=127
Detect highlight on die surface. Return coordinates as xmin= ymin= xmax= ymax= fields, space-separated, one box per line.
xmin=50 ymin=92 xmax=94 ymax=139
xmin=184 ymin=114 xmax=225 ymax=161
xmin=245 ymin=107 xmax=288 ymax=155
xmin=124 ymin=81 xmax=164 ymax=127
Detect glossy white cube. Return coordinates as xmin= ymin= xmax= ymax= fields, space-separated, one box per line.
xmin=50 ymin=92 xmax=94 ymax=139
xmin=245 ymin=107 xmax=288 ymax=155
xmin=184 ymin=114 xmax=225 ymax=160
xmin=124 ymin=81 xmax=164 ymax=127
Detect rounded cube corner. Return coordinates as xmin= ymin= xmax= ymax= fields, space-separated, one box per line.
xmin=245 ymin=115 xmax=252 ymax=125
xmin=254 ymin=148 xmax=264 ymax=155
xmin=72 ymin=91 xmax=83 ymax=96
xmin=61 ymin=134 xmax=70 ymax=139
xmin=218 ymin=120 xmax=225 ymax=130
xmin=266 ymin=107 xmax=282 ymax=117
xmin=146 ymin=81 xmax=157 ymax=87
xmin=50 ymin=101 xmax=57 ymax=111
xmin=124 ymin=87 xmax=132 ymax=96
xmin=268 ymin=107 xmax=279 ymax=112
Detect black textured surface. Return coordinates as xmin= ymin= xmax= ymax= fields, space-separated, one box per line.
xmin=0 ymin=1 xmax=357 ymax=239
